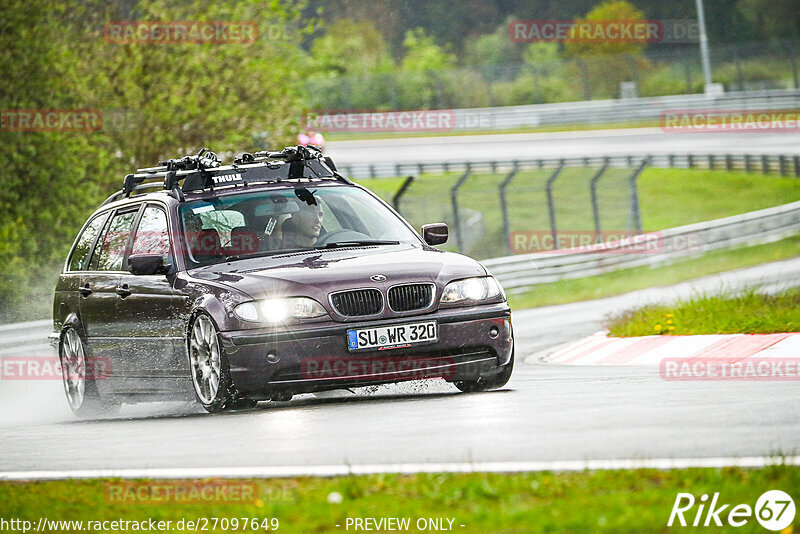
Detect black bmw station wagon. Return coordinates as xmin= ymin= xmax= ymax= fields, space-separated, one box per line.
xmin=50 ymin=146 xmax=514 ymax=415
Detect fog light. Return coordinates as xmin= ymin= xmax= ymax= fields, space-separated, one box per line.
xmin=489 ymin=326 xmax=500 ymax=339
xmin=266 ymin=351 xmax=280 ymax=363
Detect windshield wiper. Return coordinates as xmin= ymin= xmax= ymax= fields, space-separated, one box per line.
xmin=223 ymin=248 xmax=309 ymax=262
xmin=314 ymin=240 xmax=400 ymax=249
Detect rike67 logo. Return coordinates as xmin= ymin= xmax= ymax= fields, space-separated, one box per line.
xmin=668 ymin=490 xmax=795 ymax=531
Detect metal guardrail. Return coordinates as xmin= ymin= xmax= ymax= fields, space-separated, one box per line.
xmin=446 ymin=88 xmax=800 ymax=131
xmin=323 ymin=89 xmax=800 ymax=150
xmin=482 ymin=200 xmax=800 ymax=290
xmin=343 ymin=152 xmax=800 ymax=179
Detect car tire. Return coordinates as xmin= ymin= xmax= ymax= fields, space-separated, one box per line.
xmin=454 ymin=348 xmax=514 ymax=393
xmin=188 ymin=313 xmax=254 ymax=413
xmin=59 ymin=327 xmax=121 ymax=418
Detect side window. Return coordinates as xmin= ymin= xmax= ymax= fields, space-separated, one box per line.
xmin=131 ymin=206 xmax=171 ymax=258
xmin=68 ymin=213 xmax=107 ymax=271
xmin=91 ymin=209 xmax=139 ymax=271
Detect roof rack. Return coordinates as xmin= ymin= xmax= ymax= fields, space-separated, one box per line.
xmin=101 ymin=145 xmax=350 ymax=206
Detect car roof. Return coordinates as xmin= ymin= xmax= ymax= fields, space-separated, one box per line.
xmin=92 ymin=179 xmax=364 ymax=216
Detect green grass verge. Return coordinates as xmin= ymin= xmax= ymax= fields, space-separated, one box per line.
xmin=506 ymin=234 xmax=800 ymax=310
xmin=606 ymin=288 xmax=800 ymax=337
xmin=2 ymin=467 xmax=798 ymax=533
xmin=361 ymin=169 xmax=800 ymax=260
xmin=326 ymin=120 xmax=660 ymax=141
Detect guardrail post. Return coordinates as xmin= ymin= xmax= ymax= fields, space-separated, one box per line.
xmin=369 ymin=164 xmax=375 ymax=178
xmin=395 ymin=164 xmax=402 ymax=177
xmin=745 ymin=154 xmax=752 ymax=173
xmin=725 ymin=154 xmax=733 ymax=171
xmin=625 ymin=54 xmax=640 ymax=90
xmin=668 ymin=154 xmax=675 ymax=168
xmin=545 ymin=161 xmax=566 ymax=249
xmin=779 ymin=155 xmax=787 ymax=176
xmin=575 ymin=59 xmax=592 ymax=100
xmin=392 ymin=176 xmax=415 ymax=211
xmin=687 ymin=154 xmax=694 ymax=169
xmin=762 ymin=155 xmax=770 ymax=175
xmin=627 ymin=159 xmax=648 ymax=233
xmin=734 ymin=51 xmax=745 ymax=92
xmin=450 ymin=164 xmax=472 ymax=253
xmin=784 ymin=42 xmax=799 ymax=89
xmin=683 ymin=58 xmax=692 ymax=93
xmin=795 ymin=156 xmax=800 ymax=177
xmin=707 ymin=154 xmax=714 ymax=170
xmin=590 ymin=159 xmax=610 ymax=244
xmin=499 ymin=163 xmax=520 ymax=255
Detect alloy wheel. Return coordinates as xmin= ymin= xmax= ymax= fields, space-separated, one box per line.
xmin=189 ymin=315 xmax=222 ymax=404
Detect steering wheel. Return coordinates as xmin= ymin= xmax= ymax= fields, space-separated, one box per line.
xmin=315 ymin=228 xmax=372 ymax=246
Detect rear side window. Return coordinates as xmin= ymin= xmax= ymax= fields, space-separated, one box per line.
xmin=68 ymin=213 xmax=107 ymax=271
xmin=91 ymin=209 xmax=138 ymax=271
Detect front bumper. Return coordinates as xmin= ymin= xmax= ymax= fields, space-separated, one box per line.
xmin=219 ymin=303 xmax=513 ymax=398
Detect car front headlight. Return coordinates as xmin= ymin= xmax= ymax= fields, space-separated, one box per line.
xmin=440 ymin=276 xmax=505 ymax=304
xmin=234 ymin=297 xmax=328 ymax=323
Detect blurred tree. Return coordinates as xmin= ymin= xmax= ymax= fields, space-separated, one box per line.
xmin=75 ymin=0 xmax=315 ymax=168
xmin=401 ymin=28 xmax=456 ymax=72
xmin=463 ymin=17 xmax=525 ymax=67
xmin=0 ymin=0 xmax=114 ymax=320
xmin=0 ymin=0 xmax=315 ymax=320
xmin=311 ymin=19 xmax=394 ymax=75
xmin=736 ymin=0 xmax=800 ymax=41
xmin=564 ymin=0 xmax=648 ymax=58
xmin=561 ymin=0 xmax=653 ymax=99
xmin=523 ymin=42 xmax=562 ymax=64
xmin=396 ymin=28 xmax=457 ymax=108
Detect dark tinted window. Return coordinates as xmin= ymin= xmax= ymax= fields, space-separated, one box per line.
xmin=68 ymin=213 xmax=107 ymax=271
xmin=92 ymin=209 xmax=138 ymax=271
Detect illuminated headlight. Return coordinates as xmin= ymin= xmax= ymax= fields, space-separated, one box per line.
xmin=234 ymin=297 xmax=327 ymax=323
xmin=440 ymin=276 xmax=505 ymax=304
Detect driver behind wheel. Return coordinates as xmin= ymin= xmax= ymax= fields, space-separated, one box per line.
xmin=281 ymin=201 xmax=323 ymax=249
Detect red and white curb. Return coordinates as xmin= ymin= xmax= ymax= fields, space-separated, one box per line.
xmin=540 ymin=331 xmax=800 ymax=366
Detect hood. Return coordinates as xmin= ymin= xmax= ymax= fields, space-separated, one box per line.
xmin=188 ymin=243 xmax=486 ymax=300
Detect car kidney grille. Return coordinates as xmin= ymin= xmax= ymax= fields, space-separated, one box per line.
xmin=331 ymin=289 xmax=383 ymax=317
xmin=388 ymin=284 xmax=433 ymax=312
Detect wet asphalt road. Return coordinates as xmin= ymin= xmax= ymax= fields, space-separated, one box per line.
xmin=1 ymin=259 xmax=799 ymax=475
xmin=326 ymin=128 xmax=800 ymax=168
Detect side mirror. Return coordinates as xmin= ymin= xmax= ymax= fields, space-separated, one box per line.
xmin=128 ymin=253 xmax=168 ymax=276
xmin=422 ymin=223 xmax=448 ymax=246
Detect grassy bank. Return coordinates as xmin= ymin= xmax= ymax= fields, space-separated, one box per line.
xmin=505 ymin=234 xmax=800 ymax=310
xmin=2 ymin=466 xmax=798 ymax=533
xmin=363 ymin=168 xmax=800 ymax=260
xmin=326 ymin=120 xmax=660 ymax=141
xmin=606 ymin=288 xmax=800 ymax=337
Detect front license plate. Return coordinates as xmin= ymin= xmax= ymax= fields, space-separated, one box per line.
xmin=347 ymin=321 xmax=437 ymax=351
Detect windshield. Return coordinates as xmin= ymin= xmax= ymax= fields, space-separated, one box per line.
xmin=178 ymin=185 xmax=420 ymax=266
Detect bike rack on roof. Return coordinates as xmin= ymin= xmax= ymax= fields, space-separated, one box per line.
xmin=101 ymin=145 xmax=350 ymax=206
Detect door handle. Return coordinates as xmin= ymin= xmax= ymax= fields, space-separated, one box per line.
xmin=78 ymin=284 xmax=92 ymax=297
xmin=115 ymin=284 xmax=132 ymax=298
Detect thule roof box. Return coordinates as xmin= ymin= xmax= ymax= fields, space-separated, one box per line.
xmin=102 ymin=145 xmax=349 ymax=206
